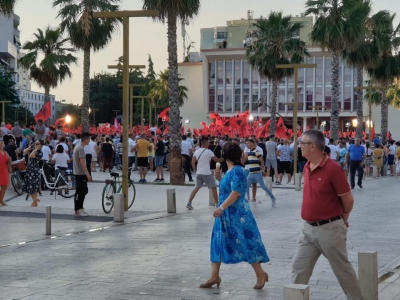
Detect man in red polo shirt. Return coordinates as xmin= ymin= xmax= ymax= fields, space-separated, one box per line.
xmin=292 ymin=130 xmax=364 ymax=300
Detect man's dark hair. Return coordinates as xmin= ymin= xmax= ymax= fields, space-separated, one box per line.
xmin=91 ymin=135 xmax=96 ymax=141
xmin=76 ymin=133 xmax=81 ymax=139
xmin=182 ymin=135 xmax=187 ymax=140
xmin=329 ymin=138 xmax=334 ymax=144
xmin=105 ymin=137 xmax=110 ymax=143
xmin=81 ymin=132 xmax=90 ymax=142
xmin=60 ymin=137 xmax=66 ymax=142
xmin=187 ymin=132 xmax=191 ymax=137
xmin=269 ymin=134 xmax=275 ymax=139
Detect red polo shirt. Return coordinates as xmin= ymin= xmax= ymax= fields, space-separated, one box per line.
xmin=301 ymin=154 xmax=350 ymax=222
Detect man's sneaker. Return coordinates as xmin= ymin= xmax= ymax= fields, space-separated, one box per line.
xmin=76 ymin=210 xmax=88 ymax=217
xmin=154 ymin=178 xmax=160 ymax=182
xmin=275 ymin=181 xmax=281 ymax=185
xmin=80 ymin=209 xmax=89 ymax=216
xmin=143 ymin=179 xmax=147 ymax=183
xmin=186 ymin=202 xmax=193 ymax=210
xmin=160 ymin=178 xmax=165 ymax=182
xmin=271 ymin=197 xmax=276 ymax=208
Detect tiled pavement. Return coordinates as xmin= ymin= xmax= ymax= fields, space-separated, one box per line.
xmin=1 ymin=171 xmax=400 ymax=299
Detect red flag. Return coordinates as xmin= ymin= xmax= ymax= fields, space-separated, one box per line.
xmin=35 ymin=101 xmax=51 ymax=122
xmin=158 ymin=108 xmax=170 ymax=121
xmin=370 ymin=127 xmax=375 ymax=141
xmin=54 ymin=118 xmax=65 ymax=128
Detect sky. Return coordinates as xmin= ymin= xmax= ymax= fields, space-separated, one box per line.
xmin=15 ymin=0 xmax=400 ymax=105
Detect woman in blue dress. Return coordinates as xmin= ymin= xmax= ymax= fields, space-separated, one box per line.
xmin=200 ymin=142 xmax=270 ymax=290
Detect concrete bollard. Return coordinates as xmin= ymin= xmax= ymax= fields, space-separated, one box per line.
xmin=45 ymin=205 xmax=51 ymax=235
xmin=264 ymin=176 xmax=273 ymax=191
xmin=372 ymin=165 xmax=378 ymax=178
xmin=358 ymin=251 xmax=378 ymax=300
xmin=209 ymin=189 xmax=216 ymax=206
xmin=283 ymin=284 xmax=310 ymax=300
xmin=113 ymin=193 xmax=124 ymax=222
xmin=294 ymin=173 xmax=301 ymax=191
xmin=167 ymin=189 xmax=176 ymax=213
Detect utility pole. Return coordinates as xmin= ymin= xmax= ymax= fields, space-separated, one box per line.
xmin=93 ymin=9 xmax=158 ymax=211
xmin=311 ymin=105 xmax=328 ymax=130
xmin=0 ymin=101 xmax=12 ymax=123
xmin=354 ymin=85 xmax=384 ymax=143
xmin=89 ymin=108 xmax=99 ymax=125
xmin=12 ymin=109 xmax=20 ymax=122
xmin=276 ymin=63 xmax=316 ymax=182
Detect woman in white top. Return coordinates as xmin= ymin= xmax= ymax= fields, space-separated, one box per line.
xmin=51 ymin=144 xmax=71 ymax=177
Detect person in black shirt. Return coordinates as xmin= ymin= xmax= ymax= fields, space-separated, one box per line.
xmin=154 ymin=135 xmax=165 ymax=182
xmin=5 ymin=138 xmax=18 ymax=162
xmin=209 ymin=138 xmax=222 ymax=170
xmin=101 ymin=137 xmax=114 ymax=172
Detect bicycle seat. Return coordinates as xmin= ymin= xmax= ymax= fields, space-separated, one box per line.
xmin=110 ymin=172 xmax=120 ymax=178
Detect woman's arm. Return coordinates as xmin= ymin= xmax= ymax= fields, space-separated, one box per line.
xmin=213 ymin=191 xmax=240 ymax=217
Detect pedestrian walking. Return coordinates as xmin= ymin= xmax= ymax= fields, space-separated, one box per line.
xmin=186 ymin=137 xmax=223 ymax=210
xmin=345 ymin=138 xmax=365 ymax=189
xmin=73 ymin=132 xmax=92 ymax=217
xmin=23 ymin=139 xmax=44 ymax=207
xmin=11 ymin=122 xmax=22 ymax=147
xmin=101 ymin=137 xmax=113 ymax=172
xmin=292 ymin=130 xmax=364 ymax=300
xmin=0 ymin=140 xmax=12 ymax=206
xmin=243 ymin=138 xmax=276 ymax=206
xmin=200 ymin=142 xmax=270 ymax=290
xmin=265 ymin=135 xmax=279 ymax=183
xmin=181 ymin=135 xmax=193 ymax=182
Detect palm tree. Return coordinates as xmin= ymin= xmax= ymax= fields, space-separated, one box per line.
xmin=19 ymin=26 xmax=77 ymax=115
xmin=53 ymin=0 xmax=121 ymax=132
xmin=246 ymin=12 xmax=309 ymax=134
xmin=305 ymin=0 xmax=366 ymax=140
xmin=387 ymin=78 xmax=400 ymax=109
xmin=0 ymin=0 xmax=15 ymax=15
xmin=343 ymin=3 xmax=392 ymax=138
xmin=142 ymin=0 xmax=200 ymax=185
xmin=149 ymin=69 xmax=188 ymax=108
xmin=367 ymin=13 xmax=400 ymax=143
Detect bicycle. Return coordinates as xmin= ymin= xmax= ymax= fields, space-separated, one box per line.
xmin=102 ymin=171 xmax=136 ymax=214
xmin=10 ymin=159 xmax=26 ymax=195
xmin=39 ymin=163 xmax=76 ymax=199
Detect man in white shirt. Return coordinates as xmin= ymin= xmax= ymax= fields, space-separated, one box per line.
xmin=84 ymin=136 xmax=96 ymax=175
xmin=58 ymin=137 xmax=69 ymax=153
xmin=128 ymin=133 xmax=137 ymax=181
xmin=0 ymin=122 xmax=10 ymax=136
xmin=41 ymin=142 xmax=52 ymax=190
xmin=328 ymin=138 xmax=340 ymax=161
xmin=186 ymin=132 xmax=194 ymax=147
xmin=181 ymin=135 xmax=194 ymax=182
xmin=388 ymin=140 xmax=396 ymax=175
xmin=186 ymin=137 xmax=224 ymax=210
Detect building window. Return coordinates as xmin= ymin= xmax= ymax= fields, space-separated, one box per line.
xmin=215 ymin=32 xmax=227 ymax=40
xmin=234 ymin=60 xmax=241 ymax=111
xmin=209 ymin=89 xmax=215 ymax=112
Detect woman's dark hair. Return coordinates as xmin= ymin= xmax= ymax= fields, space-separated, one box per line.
xmin=222 ymin=142 xmax=244 ymax=166
xmin=56 ymin=144 xmax=64 ymax=153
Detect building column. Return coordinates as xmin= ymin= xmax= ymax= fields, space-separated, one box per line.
xmin=303 ymin=117 xmax=308 ymax=132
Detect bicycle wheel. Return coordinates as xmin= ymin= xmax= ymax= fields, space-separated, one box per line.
xmin=57 ymin=174 xmax=76 ymax=198
xmin=128 ymin=181 xmax=136 ymax=209
xmin=102 ymin=183 xmax=116 ymax=214
xmin=117 ymin=181 xmax=136 ymax=209
xmin=11 ymin=173 xmax=23 ymax=195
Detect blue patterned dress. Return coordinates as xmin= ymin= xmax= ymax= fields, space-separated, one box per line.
xmin=210 ymin=166 xmax=270 ymax=264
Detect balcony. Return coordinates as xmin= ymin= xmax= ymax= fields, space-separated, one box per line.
xmin=0 ymin=40 xmax=17 ymax=59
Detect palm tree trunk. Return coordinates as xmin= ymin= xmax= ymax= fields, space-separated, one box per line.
xmin=167 ymin=11 xmax=184 ymax=185
xmin=356 ymin=67 xmax=364 ymax=139
xmin=44 ymin=86 xmax=50 ymax=122
xmin=380 ymin=86 xmax=389 ymax=144
xmin=269 ymin=79 xmax=278 ymax=135
xmin=81 ymin=45 xmax=90 ymax=133
xmin=330 ymin=50 xmax=340 ymax=140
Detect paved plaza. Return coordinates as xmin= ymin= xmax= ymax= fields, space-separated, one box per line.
xmin=1 ymin=170 xmax=400 ymax=299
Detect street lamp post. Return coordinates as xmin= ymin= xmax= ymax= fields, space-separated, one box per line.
xmin=311 ymin=105 xmax=327 ymax=130
xmin=354 ymin=85 xmax=384 ymax=143
xmin=89 ymin=108 xmax=99 ymax=125
xmin=93 ymin=9 xmax=158 ymax=211
xmin=0 ymin=101 xmax=12 ymax=123
xmin=276 ymin=63 xmax=316 ymax=180
xmin=12 ymin=109 xmax=20 ymax=122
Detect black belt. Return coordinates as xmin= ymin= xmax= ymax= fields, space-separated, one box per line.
xmin=307 ymin=216 xmax=342 ymax=226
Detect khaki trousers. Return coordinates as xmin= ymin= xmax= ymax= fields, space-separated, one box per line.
xmin=292 ymin=219 xmax=364 ymax=300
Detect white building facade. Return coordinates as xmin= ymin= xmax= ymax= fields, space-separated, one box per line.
xmin=178 ymin=18 xmax=400 ymax=139
xmin=19 ymin=90 xmax=56 ymax=123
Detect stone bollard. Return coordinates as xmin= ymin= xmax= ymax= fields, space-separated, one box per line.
xmin=264 ymin=176 xmax=273 ymax=191
xmin=167 ymin=189 xmax=176 ymax=213
xmin=294 ymin=173 xmax=301 ymax=191
xmin=45 ymin=205 xmax=51 ymax=235
xmin=113 ymin=193 xmax=124 ymax=222
xmin=372 ymin=165 xmax=378 ymax=178
xmin=209 ymin=189 xmax=216 ymax=206
xmin=382 ymin=164 xmax=388 ymax=176
xmin=358 ymin=251 xmax=378 ymax=300
xmin=283 ymin=284 xmax=310 ymax=300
